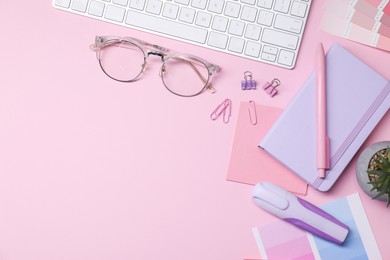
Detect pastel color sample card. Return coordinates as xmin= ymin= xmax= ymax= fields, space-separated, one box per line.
xmin=226 ymin=102 xmax=307 ymax=195
xmin=338 ymin=0 xmax=390 ymax=26
xmin=321 ymin=0 xmax=390 ymax=51
xmin=324 ymin=0 xmax=390 ymax=38
xmin=252 ymin=194 xmax=382 ymax=260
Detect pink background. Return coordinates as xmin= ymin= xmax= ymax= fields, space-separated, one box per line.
xmin=0 ymin=1 xmax=389 ymax=259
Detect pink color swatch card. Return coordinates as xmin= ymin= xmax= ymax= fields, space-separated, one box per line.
xmin=252 ymin=194 xmax=382 ymax=260
xmin=226 ymin=102 xmax=307 ymax=195
xmin=324 ymin=0 xmax=390 ymax=38
xmin=336 ymin=0 xmax=390 ymax=26
xmin=321 ymin=0 xmax=390 ymax=51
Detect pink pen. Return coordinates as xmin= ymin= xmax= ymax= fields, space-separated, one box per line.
xmin=316 ymin=43 xmax=330 ymax=178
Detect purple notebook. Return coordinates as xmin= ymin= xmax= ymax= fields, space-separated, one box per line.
xmin=259 ymin=44 xmax=390 ymax=191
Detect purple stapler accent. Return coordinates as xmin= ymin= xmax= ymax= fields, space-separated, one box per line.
xmin=252 ymin=181 xmax=349 ymax=244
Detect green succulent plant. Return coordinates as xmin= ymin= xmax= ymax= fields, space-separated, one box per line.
xmin=367 ymin=146 xmax=390 ymax=207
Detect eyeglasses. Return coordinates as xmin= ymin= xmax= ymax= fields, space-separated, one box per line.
xmin=90 ymin=36 xmax=221 ymax=97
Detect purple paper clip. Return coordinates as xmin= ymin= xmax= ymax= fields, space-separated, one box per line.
xmin=262 ymin=78 xmax=281 ymax=97
xmin=241 ymin=71 xmax=256 ymax=90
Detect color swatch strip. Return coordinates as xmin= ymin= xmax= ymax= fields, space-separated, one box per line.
xmin=321 ymin=0 xmax=390 ymax=51
xmin=339 ymin=0 xmax=390 ymax=26
xmin=324 ymin=0 xmax=390 ymax=38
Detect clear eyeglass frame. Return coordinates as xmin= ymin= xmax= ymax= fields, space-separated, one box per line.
xmin=89 ymin=36 xmax=221 ymax=97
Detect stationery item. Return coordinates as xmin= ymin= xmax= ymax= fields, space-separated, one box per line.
xmin=320 ymin=10 xmax=390 ymax=51
xmin=226 ymin=102 xmax=308 ymax=195
xmin=360 ymin=0 xmax=390 ymax=13
xmin=241 ymin=71 xmax=256 ymax=90
xmin=53 ymin=0 xmax=313 ymax=69
xmin=262 ymin=78 xmax=280 ymax=97
xmin=248 ymin=101 xmax=257 ymax=125
xmin=252 ymin=181 xmax=349 ymax=244
xmin=259 ymin=44 xmax=390 ymax=191
xmin=252 ymin=193 xmax=382 ymax=260
xmin=316 ymin=43 xmax=330 ymax=179
xmin=210 ymin=99 xmax=231 ymax=123
xmin=323 ymin=0 xmax=390 ymax=38
xmin=369 ymin=0 xmax=390 ymax=14
xmin=340 ymin=0 xmax=390 ymax=27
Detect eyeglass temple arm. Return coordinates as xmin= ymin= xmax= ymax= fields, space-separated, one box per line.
xmin=177 ymin=58 xmax=216 ymax=93
xmin=89 ymin=43 xmax=103 ymax=61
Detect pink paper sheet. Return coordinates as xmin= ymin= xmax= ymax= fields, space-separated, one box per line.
xmin=226 ymin=102 xmax=307 ymax=195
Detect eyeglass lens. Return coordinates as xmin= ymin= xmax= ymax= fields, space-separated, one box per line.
xmin=98 ymin=41 xmax=210 ymax=97
xmin=98 ymin=42 xmax=145 ymax=82
xmin=161 ymin=57 xmax=210 ymax=97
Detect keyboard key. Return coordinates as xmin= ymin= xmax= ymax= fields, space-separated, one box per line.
xmin=241 ymin=0 xmax=256 ymax=5
xmin=129 ymin=0 xmax=146 ymax=10
xmin=228 ymin=37 xmax=245 ymax=53
xmin=290 ymin=1 xmax=307 ymax=18
xmin=245 ymin=24 xmax=262 ymax=40
xmin=261 ymin=28 xmax=298 ymax=49
xmin=228 ymin=20 xmax=245 ymax=36
xmin=162 ymin=3 xmax=179 ymax=19
xmin=55 ymin=0 xmax=71 ymax=8
xmin=258 ymin=0 xmax=274 ymax=9
xmin=212 ymin=16 xmax=229 ymax=32
xmin=113 ymin=0 xmax=128 ymax=6
xmin=278 ymin=49 xmax=295 ymax=66
xmin=191 ymin=0 xmax=208 ymax=9
xmin=105 ymin=5 xmax=126 ymax=22
xmin=207 ymin=31 xmax=229 ymax=49
xmin=224 ymin=1 xmax=241 ymax=18
xmin=126 ymin=10 xmax=208 ymax=43
xmin=195 ymin=11 xmax=212 ymax=27
xmin=274 ymin=14 xmax=303 ymax=34
xmin=274 ymin=0 xmax=291 ymax=13
xmin=241 ymin=5 xmax=257 ymax=22
xmin=71 ymin=0 xmax=88 ymax=12
xmin=146 ymin=0 xmax=163 ymax=14
xmin=263 ymin=45 xmax=278 ymax=54
xmin=244 ymin=41 xmax=261 ymax=57
xmin=261 ymin=52 xmax=276 ymax=62
xmin=175 ymin=0 xmax=190 ymax=5
xmin=257 ymin=10 xmax=274 ymax=26
xmin=208 ymin=0 xmax=225 ymax=14
xmin=179 ymin=7 xmax=196 ymax=23
xmin=88 ymin=1 xmax=105 ymax=17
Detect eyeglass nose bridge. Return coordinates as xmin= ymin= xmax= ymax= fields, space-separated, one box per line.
xmin=146 ymin=51 xmax=167 ymax=77
xmin=147 ymin=51 xmax=166 ymax=60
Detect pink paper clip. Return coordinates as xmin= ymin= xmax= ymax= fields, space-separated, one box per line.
xmin=248 ymin=100 xmax=257 ymax=125
xmin=210 ymin=99 xmax=231 ymax=123
xmin=262 ymin=78 xmax=281 ymax=97
xmin=241 ymin=71 xmax=256 ymax=90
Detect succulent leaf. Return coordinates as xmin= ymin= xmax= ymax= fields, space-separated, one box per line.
xmin=367 ymin=147 xmax=390 ymax=208
xmin=387 ymin=147 xmax=390 ymax=164
xmin=368 ymin=169 xmax=388 ymax=176
xmin=377 ymin=153 xmax=390 ymax=169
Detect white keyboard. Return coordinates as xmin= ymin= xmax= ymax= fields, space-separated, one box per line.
xmin=53 ymin=0 xmax=312 ymax=69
